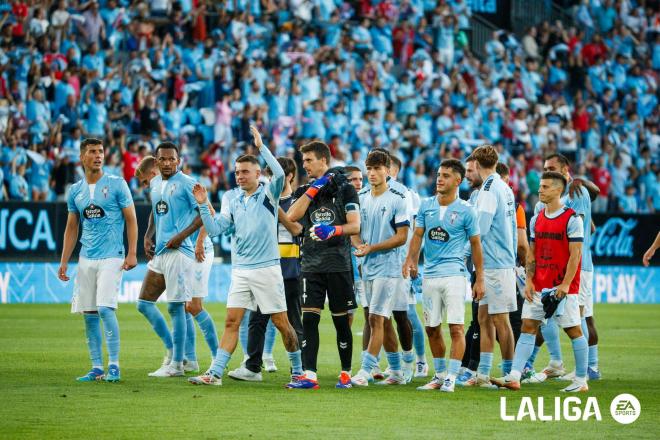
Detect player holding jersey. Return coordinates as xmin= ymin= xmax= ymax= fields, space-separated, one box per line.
xmin=403 ymin=159 xmax=485 ymax=392
xmin=137 ymin=142 xmax=203 ymax=378
xmin=492 ymin=171 xmax=589 ymax=393
xmin=134 ymin=156 xmax=219 ymax=374
xmin=59 ymin=138 xmax=138 ymax=382
xmin=350 ymin=151 xmax=410 ymax=387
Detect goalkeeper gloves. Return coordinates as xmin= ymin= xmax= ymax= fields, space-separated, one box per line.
xmin=310 ymin=224 xmax=343 ymax=241
xmin=305 ymin=173 xmax=334 ymax=200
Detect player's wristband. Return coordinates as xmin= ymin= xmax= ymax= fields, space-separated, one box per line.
xmin=334 ymin=225 xmax=343 ymax=236
xmin=305 ymin=186 xmax=320 ymax=200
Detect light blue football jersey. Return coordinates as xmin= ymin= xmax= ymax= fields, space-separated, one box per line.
xmin=150 ymin=171 xmax=199 ymax=259
xmin=534 ymin=184 xmax=593 ymax=272
xmin=199 ymin=145 xmax=284 ymax=270
xmin=416 ymin=196 xmax=479 ymax=278
xmin=67 ymin=174 xmax=134 ymax=259
xmin=358 ymin=183 xmax=410 ymax=280
xmin=475 ymin=173 xmax=517 ymax=269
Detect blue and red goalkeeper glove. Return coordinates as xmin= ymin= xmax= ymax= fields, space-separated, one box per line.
xmin=305 ymin=173 xmax=334 ymax=200
xmin=310 ymin=224 xmax=343 ymax=241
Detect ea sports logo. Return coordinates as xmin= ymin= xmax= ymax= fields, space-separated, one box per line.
xmin=610 ymin=394 xmax=640 ymax=424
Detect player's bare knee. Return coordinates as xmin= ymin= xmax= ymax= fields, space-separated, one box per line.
xmin=185 ymin=301 xmax=203 ymax=316
xmin=425 ymin=326 xmax=441 ymax=339
xmin=368 ymin=314 xmax=384 ymax=328
xmin=521 ymin=320 xmax=539 ymax=334
xmin=448 ymin=324 xmax=464 ymax=339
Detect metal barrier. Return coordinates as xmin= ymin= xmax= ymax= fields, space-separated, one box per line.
xmin=510 ymin=0 xmax=574 ymax=36
xmin=470 ymin=15 xmax=499 ymax=59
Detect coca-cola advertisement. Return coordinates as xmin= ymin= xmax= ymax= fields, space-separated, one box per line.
xmin=591 ymin=214 xmax=659 ymax=266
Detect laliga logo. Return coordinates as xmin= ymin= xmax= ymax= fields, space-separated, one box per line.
xmin=501 ymin=394 xmax=641 ymax=424
xmin=592 ymin=218 xmax=637 ymax=258
xmin=500 ymin=397 xmax=602 ymax=422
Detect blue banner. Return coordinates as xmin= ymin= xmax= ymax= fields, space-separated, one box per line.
xmin=0 ymin=263 xmax=658 ymax=305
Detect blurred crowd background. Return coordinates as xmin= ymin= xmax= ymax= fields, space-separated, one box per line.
xmin=0 ymin=0 xmax=658 ymax=214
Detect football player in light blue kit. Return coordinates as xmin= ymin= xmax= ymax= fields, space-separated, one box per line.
xmin=59 ymin=138 xmax=138 ymax=382
xmin=351 ymin=151 xmax=410 ymax=387
xmin=134 ymin=156 xmax=219 ymax=375
xmin=526 ymin=153 xmax=601 ymax=382
xmin=403 ymin=159 xmax=485 ymax=392
xmin=138 ymin=142 xmax=203 ymax=378
xmin=188 ymin=126 xmax=303 ymax=387
xmin=463 ymin=145 xmax=518 ymax=387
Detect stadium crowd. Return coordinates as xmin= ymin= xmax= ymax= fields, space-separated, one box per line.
xmin=0 ymin=0 xmax=658 ymax=213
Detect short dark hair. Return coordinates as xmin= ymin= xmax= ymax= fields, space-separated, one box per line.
xmin=236 ymin=154 xmax=260 ymax=165
xmin=496 ymin=162 xmax=509 ymax=178
xmin=440 ymin=159 xmax=466 ymax=180
xmin=277 ymin=157 xmax=296 ymax=179
xmin=155 ymin=141 xmax=179 ymax=156
xmin=545 ymin=153 xmax=570 ymax=168
xmin=365 ymin=150 xmax=391 ymax=168
xmin=465 ymin=155 xmax=477 ymax=163
xmin=541 ymin=171 xmax=567 ymax=191
xmin=472 ymin=145 xmax=499 ymax=168
xmin=389 ymin=155 xmax=402 ymax=171
xmin=300 ymin=141 xmax=331 ymax=165
xmin=80 ymin=138 xmax=103 ymax=154
xmin=344 ymin=165 xmax=362 ymax=174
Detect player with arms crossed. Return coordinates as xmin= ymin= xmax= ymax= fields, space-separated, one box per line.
xmin=492 ymin=171 xmax=589 ymax=392
xmin=188 ymin=126 xmax=303 ymax=387
xmin=403 ymin=159 xmax=485 ymax=392
xmin=285 ymin=141 xmax=361 ymax=389
xmin=135 ymin=156 xmax=219 ymax=374
xmin=463 ymin=145 xmax=517 ymax=387
xmin=350 ymin=151 xmax=410 ymax=386
xmin=137 ymin=142 xmax=203 ymax=377
xmin=59 ymin=138 xmax=138 ymax=382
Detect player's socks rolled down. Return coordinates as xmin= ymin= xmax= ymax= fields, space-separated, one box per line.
xmin=580 ymin=317 xmax=589 ymax=342
xmin=477 ymin=352 xmax=493 ymax=376
xmin=402 ymin=350 xmax=415 ymax=364
xmin=571 ymin=336 xmax=588 ymax=380
xmin=433 ymin=358 xmax=447 ymax=375
xmin=540 ymin=317 xmax=563 ymax=362
xmin=588 ymin=345 xmax=598 ymax=369
xmin=527 ymin=345 xmax=541 ymax=367
xmin=84 ymin=313 xmax=103 ymax=368
xmin=167 ymin=302 xmax=187 ymax=364
xmin=386 ymin=352 xmax=402 ymax=373
xmin=239 ymin=311 xmax=250 ymax=356
xmin=194 ymin=310 xmax=218 ymax=358
xmin=264 ymin=319 xmax=276 ymax=357
xmin=512 ymin=333 xmax=536 ymax=377
xmin=287 ymin=350 xmax=303 ymax=376
xmin=448 ymin=359 xmax=462 ymax=377
xmin=185 ymin=313 xmax=197 ymax=362
xmin=137 ymin=299 xmax=173 ymax=350
xmin=302 ymin=311 xmax=321 ymax=372
xmin=98 ymin=307 xmax=120 ymax=364
xmin=210 ymin=349 xmax=232 ymax=377
xmin=502 ymin=359 xmax=513 ymax=375
xmin=332 ymin=314 xmax=353 ymax=371
xmin=408 ymin=304 xmax=426 ymax=358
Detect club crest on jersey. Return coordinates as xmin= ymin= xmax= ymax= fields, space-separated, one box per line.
xmin=311 ymin=207 xmax=335 ymax=225
xmin=156 ymin=200 xmax=169 ymax=215
xmin=428 ymin=226 xmax=449 ymax=242
xmin=83 ymin=204 xmax=106 ymax=220
xmin=102 ymin=186 xmax=109 ymax=198
xmin=449 ymin=211 xmax=459 ymax=225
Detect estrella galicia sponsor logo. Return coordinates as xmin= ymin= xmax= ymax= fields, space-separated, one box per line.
xmin=311 ymin=207 xmax=335 ymax=225
xmin=610 ymin=394 xmax=640 ymax=424
xmin=592 ymin=218 xmax=637 ymax=258
xmin=428 ymin=226 xmax=449 ymax=242
xmin=500 ymin=396 xmax=602 ymax=422
xmin=156 ymin=200 xmax=169 ymax=215
xmin=83 ymin=204 xmax=106 ymax=220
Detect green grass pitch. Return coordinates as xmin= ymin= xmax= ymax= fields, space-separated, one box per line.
xmin=0 ymin=303 xmax=658 ymax=439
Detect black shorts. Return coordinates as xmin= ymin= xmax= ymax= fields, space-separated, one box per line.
xmin=301 ymin=271 xmax=356 ymax=314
